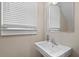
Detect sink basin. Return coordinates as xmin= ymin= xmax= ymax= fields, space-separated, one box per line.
xmin=35 ymin=41 xmax=72 ymax=57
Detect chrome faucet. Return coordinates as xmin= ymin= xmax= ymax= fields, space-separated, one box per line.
xmin=46 ymin=34 xmax=58 ymax=46
xmin=47 ymin=34 xmax=49 ymax=41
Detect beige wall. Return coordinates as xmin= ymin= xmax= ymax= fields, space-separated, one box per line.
xmin=49 ymin=2 xmax=79 ymax=57
xmin=0 ymin=2 xmax=79 ymax=57
xmin=0 ymin=3 xmax=44 ymax=57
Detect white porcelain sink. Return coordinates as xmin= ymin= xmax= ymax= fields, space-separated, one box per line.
xmin=35 ymin=41 xmax=72 ymax=57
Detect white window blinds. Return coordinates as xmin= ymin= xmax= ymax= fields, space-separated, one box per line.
xmin=1 ymin=2 xmax=37 ymax=35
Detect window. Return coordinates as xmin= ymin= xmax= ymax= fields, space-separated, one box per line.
xmin=0 ymin=2 xmax=37 ymax=36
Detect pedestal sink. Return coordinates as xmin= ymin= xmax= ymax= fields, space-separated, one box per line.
xmin=35 ymin=41 xmax=72 ymax=57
